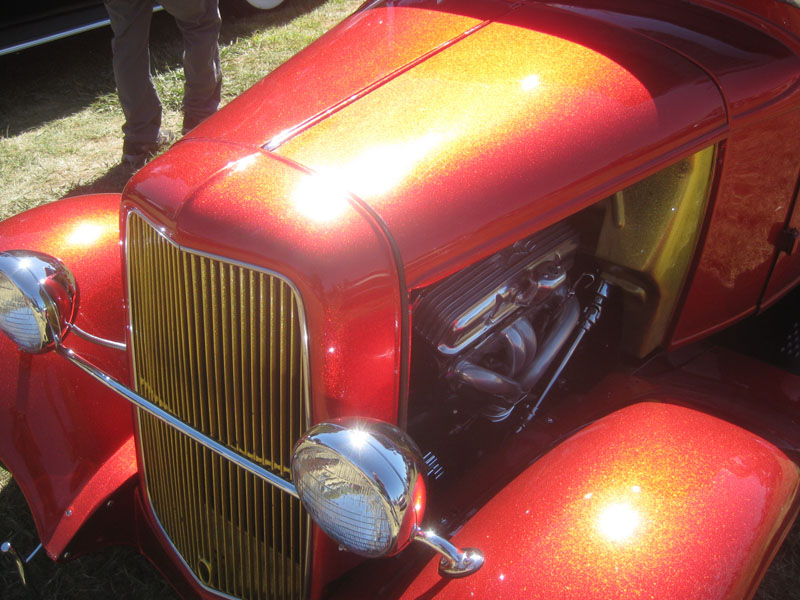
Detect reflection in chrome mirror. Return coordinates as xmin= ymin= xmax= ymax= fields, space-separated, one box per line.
xmin=0 ymin=250 xmax=78 ymax=353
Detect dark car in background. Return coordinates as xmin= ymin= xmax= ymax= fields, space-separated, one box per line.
xmin=0 ymin=0 xmax=282 ymax=55
xmin=1 ymin=2 xmax=136 ymax=56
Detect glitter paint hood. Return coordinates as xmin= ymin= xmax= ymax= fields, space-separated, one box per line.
xmin=173 ymin=0 xmax=735 ymax=287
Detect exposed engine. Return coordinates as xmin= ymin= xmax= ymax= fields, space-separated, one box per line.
xmin=413 ymin=221 xmax=604 ymax=424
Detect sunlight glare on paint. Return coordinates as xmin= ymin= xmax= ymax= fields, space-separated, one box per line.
xmin=229 ymin=154 xmax=258 ymax=173
xmin=597 ymin=502 xmax=640 ymax=542
xmin=341 ymin=134 xmax=442 ymax=198
xmin=67 ymin=222 xmax=108 ymax=246
xmin=521 ymin=74 xmax=541 ymax=91
xmin=293 ymin=173 xmax=351 ymax=223
xmin=294 ymin=134 xmax=442 ymax=221
xmin=307 ymin=133 xmax=443 ymax=205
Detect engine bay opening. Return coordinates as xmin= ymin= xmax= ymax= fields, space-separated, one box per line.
xmin=405 ymin=145 xmax=717 ymax=497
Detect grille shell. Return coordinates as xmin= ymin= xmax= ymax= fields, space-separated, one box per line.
xmin=126 ymin=211 xmax=310 ymax=599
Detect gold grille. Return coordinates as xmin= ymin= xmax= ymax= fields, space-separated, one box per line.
xmin=127 ymin=212 xmax=309 ymax=600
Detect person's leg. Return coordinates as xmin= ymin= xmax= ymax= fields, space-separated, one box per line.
xmin=161 ymin=0 xmax=222 ymax=133
xmin=103 ymin=0 xmax=163 ymax=156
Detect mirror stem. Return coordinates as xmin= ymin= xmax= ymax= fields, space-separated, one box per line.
xmin=412 ymin=526 xmax=485 ymax=578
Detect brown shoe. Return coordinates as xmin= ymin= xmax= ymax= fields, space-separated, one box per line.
xmin=121 ymin=129 xmax=176 ymax=169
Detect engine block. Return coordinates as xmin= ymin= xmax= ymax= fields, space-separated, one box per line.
xmin=414 ymin=221 xmax=580 ymax=357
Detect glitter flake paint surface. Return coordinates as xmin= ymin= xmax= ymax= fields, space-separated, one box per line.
xmin=397 ymin=402 xmax=799 ymax=599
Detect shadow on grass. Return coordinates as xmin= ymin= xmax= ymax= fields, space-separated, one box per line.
xmin=0 ymin=0 xmax=330 ymax=138
xmin=64 ymin=161 xmax=135 ymax=199
xmin=0 ymin=473 xmax=178 ymax=600
xmin=0 ymin=11 xmax=178 ymax=138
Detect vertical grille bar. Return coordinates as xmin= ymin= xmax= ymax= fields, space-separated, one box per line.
xmin=127 ymin=213 xmax=309 ymax=600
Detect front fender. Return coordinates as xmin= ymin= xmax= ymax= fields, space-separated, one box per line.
xmin=0 ymin=194 xmax=137 ymax=559
xmin=397 ymin=402 xmax=799 ymax=599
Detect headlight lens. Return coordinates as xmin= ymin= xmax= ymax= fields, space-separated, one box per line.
xmin=293 ymin=444 xmax=393 ymax=555
xmin=292 ymin=420 xmax=426 ymax=558
xmin=0 ymin=251 xmax=78 ymax=353
xmin=0 ymin=271 xmax=46 ymax=351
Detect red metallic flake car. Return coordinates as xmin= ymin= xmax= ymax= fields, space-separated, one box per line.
xmin=2 ymin=0 xmax=800 ymax=598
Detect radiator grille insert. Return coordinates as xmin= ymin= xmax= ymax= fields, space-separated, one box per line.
xmin=127 ymin=212 xmax=309 ymax=599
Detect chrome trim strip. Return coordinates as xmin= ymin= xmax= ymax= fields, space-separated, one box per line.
xmin=1 ymin=21 xmax=112 ymax=56
xmin=70 ymin=323 xmax=126 ymax=351
xmin=0 ymin=7 xmax=164 ymax=57
xmin=25 ymin=543 xmax=42 ymax=564
xmin=57 ymin=344 xmax=300 ymax=499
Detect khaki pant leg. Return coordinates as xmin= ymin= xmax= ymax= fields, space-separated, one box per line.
xmin=160 ymin=0 xmax=222 ymax=127
xmin=103 ymin=0 xmax=162 ymax=147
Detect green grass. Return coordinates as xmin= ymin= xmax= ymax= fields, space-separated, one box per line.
xmin=0 ymin=0 xmax=361 ymax=221
xmin=1 ymin=0 xmax=800 ymax=597
xmin=1 ymin=474 xmax=177 ymax=599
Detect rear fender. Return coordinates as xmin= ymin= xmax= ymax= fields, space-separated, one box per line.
xmin=0 ymin=194 xmax=137 ymax=559
xmin=395 ymin=402 xmax=799 ymax=599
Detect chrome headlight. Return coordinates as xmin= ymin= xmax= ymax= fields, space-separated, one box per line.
xmin=291 ymin=419 xmax=426 ymax=558
xmin=0 ymin=251 xmax=78 ymax=353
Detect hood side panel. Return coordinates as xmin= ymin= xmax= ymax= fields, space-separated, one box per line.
xmin=696 ymin=0 xmax=800 ymax=42
xmin=543 ymin=0 xmax=800 ymax=119
xmin=276 ymin=3 xmax=725 ymax=286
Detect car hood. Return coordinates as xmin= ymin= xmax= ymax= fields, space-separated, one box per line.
xmin=270 ymin=1 xmax=726 ymax=286
xmin=139 ymin=0 xmax=726 ymax=290
xmin=185 ymin=0 xmax=514 ymax=148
